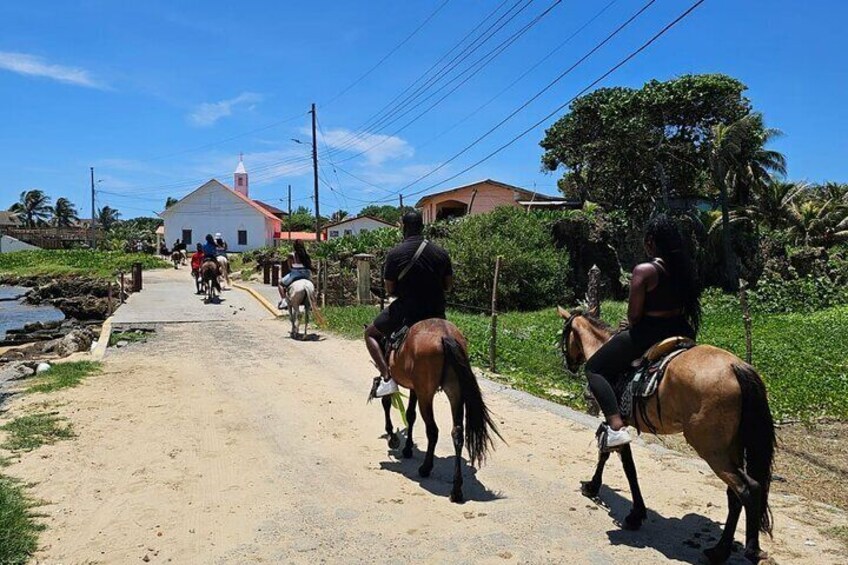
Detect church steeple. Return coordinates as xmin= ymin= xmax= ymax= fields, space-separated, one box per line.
xmin=234 ymin=153 xmax=248 ymax=196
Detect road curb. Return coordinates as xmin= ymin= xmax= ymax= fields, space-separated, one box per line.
xmin=232 ymin=282 xmax=283 ymax=318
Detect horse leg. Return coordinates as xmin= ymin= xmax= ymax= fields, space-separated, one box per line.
xmin=581 ymin=449 xmax=611 ymax=498
xmin=417 ymin=396 xmax=438 ymax=478
xmin=700 ymin=453 xmax=764 ymax=563
xmin=382 ymin=396 xmax=399 ymax=449
xmin=448 ymin=392 xmax=465 ymax=503
xmin=618 ymin=445 xmax=647 ymax=530
xmin=402 ymin=391 xmax=418 ymax=458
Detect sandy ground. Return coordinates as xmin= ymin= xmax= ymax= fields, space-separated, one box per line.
xmin=0 ymin=311 xmax=843 ymax=564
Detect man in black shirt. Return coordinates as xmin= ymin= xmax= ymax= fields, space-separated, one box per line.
xmin=366 ymin=210 xmax=453 ymax=397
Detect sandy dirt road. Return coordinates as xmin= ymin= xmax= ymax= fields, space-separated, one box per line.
xmin=2 ymin=272 xmax=845 ymax=563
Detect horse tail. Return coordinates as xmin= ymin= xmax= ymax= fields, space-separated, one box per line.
xmin=733 ymin=363 xmax=776 ymax=536
xmin=441 ymin=336 xmax=503 ymax=467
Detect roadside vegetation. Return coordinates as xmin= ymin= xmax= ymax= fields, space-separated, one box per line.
xmin=323 ymin=297 xmax=848 ymax=422
xmin=0 ymin=250 xmax=165 ymax=278
xmin=108 ymin=330 xmax=149 ymax=347
xmin=25 ymin=361 xmax=101 ymax=394
xmin=0 ymin=475 xmax=44 ymax=565
xmin=0 ymin=412 xmax=75 ymax=452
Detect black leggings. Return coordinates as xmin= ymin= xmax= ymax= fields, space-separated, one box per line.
xmin=585 ymin=316 xmax=694 ymax=419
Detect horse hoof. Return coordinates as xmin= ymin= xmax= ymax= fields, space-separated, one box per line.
xmin=623 ymin=508 xmax=646 ymax=530
xmin=387 ymin=434 xmax=400 ymax=449
xmin=450 ymin=490 xmax=464 ymax=504
xmin=744 ymin=548 xmax=769 ymax=564
xmin=418 ymin=464 xmax=432 ymax=478
xmin=402 ymin=446 xmax=413 ymax=459
xmin=704 ymin=544 xmax=731 ymax=564
xmin=580 ymin=480 xmax=600 ymax=498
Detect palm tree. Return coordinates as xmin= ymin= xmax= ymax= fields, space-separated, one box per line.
xmin=750 ymin=178 xmax=807 ymax=230
xmin=165 ymin=197 xmax=179 ymax=209
xmin=330 ymin=210 xmax=349 ymax=222
xmin=9 ymin=189 xmax=53 ymax=227
xmin=708 ymin=113 xmax=786 ymax=289
xmin=96 ymin=206 xmax=122 ymax=231
xmin=787 ymin=198 xmax=848 ymax=247
xmin=52 ymin=197 xmax=79 ymax=227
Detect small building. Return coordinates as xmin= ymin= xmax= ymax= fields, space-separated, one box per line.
xmin=274 ymin=230 xmax=324 ymax=243
xmin=0 ymin=235 xmax=39 ymax=253
xmin=0 ymin=211 xmax=21 ymax=229
xmin=323 ymin=215 xmax=396 ymax=239
xmin=160 ymin=156 xmax=283 ymax=251
xmin=415 ymin=179 xmax=577 ymax=223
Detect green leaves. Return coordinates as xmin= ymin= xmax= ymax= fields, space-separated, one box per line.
xmin=0 ymin=250 xmax=166 ymax=278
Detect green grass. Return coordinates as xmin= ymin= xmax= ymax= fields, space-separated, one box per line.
xmin=0 ymin=250 xmax=167 ymax=278
xmin=25 ymin=361 xmax=101 ymax=394
xmin=0 ymin=475 xmax=45 ymax=565
xmin=0 ymin=413 xmax=75 ymax=452
xmin=323 ymin=299 xmax=848 ymax=421
xmin=108 ymin=330 xmax=149 ymax=347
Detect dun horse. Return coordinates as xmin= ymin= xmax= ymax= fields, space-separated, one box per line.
xmin=376 ymin=319 xmax=502 ymax=503
xmin=558 ymin=307 xmax=776 ymax=563
xmin=200 ymin=260 xmax=221 ymax=302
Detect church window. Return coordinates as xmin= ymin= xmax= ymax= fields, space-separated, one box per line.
xmin=238 ymin=177 xmax=244 ymax=186
xmin=182 ymin=229 xmax=192 ymax=245
xmin=238 ymin=230 xmax=247 ymax=245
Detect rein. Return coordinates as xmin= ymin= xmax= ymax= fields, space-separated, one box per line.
xmin=559 ymin=313 xmax=583 ymax=379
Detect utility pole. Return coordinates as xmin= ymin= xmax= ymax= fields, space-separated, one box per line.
xmin=287 ymin=184 xmax=292 ymax=241
xmin=90 ymin=167 xmax=96 ymax=249
xmin=399 ymin=194 xmax=404 ymax=209
xmin=311 ymin=103 xmax=320 ymax=242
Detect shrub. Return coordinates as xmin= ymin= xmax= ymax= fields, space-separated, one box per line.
xmin=435 ymin=207 xmax=572 ymax=311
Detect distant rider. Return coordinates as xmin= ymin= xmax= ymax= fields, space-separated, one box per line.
xmin=277 ymin=239 xmax=313 ymax=310
xmin=365 ymin=210 xmax=453 ymax=397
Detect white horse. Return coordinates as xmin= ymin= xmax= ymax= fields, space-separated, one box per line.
xmin=216 ymin=255 xmax=231 ymax=288
xmin=287 ymin=278 xmax=315 ymax=339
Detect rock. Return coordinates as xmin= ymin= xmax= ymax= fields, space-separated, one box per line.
xmin=51 ymin=296 xmax=110 ymax=321
xmin=90 ymin=340 xmax=98 ymax=351
xmin=115 ymin=340 xmax=129 ymax=348
xmin=36 ymin=362 xmax=52 ymax=374
xmin=55 ymin=327 xmax=96 ymax=357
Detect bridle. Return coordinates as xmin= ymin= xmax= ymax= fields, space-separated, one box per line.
xmin=559 ymin=312 xmax=585 ymax=379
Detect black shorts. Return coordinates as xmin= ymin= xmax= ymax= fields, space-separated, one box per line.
xmin=373 ymin=301 xmax=405 ymax=336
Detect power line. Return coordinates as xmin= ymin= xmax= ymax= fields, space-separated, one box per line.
xmin=398 ymin=0 xmax=708 ymax=202
xmin=322 ymin=0 xmax=453 ymax=107
xmin=383 ymin=0 xmax=661 ymax=199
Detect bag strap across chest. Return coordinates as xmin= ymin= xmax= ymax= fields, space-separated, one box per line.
xmin=397 ymin=240 xmax=429 ymax=281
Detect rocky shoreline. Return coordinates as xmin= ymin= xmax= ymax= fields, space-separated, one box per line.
xmin=0 ymin=275 xmax=126 ymax=363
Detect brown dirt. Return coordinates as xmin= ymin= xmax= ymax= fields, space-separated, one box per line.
xmin=0 ymin=321 xmax=845 ymax=563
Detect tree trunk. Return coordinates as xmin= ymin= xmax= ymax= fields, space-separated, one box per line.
xmin=719 ymin=182 xmax=738 ymax=291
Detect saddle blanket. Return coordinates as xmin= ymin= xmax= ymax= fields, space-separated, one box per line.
xmin=620 ymin=346 xmax=691 ymax=420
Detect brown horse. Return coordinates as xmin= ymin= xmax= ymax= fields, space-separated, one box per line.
xmin=557 ymin=307 xmax=776 ymax=564
xmin=378 ymin=319 xmax=503 ymax=503
xmin=200 ymin=260 xmax=221 ymax=302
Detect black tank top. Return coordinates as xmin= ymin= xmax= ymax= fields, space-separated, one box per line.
xmin=643 ymin=259 xmax=682 ymax=312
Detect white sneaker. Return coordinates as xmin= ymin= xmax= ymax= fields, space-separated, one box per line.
xmin=278 ymin=299 xmax=288 ymax=310
xmin=598 ymin=425 xmax=631 ymax=451
xmin=375 ymin=378 xmax=399 ymax=397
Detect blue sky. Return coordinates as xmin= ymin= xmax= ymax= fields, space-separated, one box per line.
xmin=1 ymin=0 xmax=846 ymax=219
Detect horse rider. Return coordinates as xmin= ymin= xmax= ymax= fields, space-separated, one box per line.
xmin=173 ymin=238 xmax=188 ymax=265
xmin=202 ymin=234 xmax=222 ymax=276
xmin=277 ymin=239 xmax=313 ymax=310
xmin=364 ymin=210 xmax=453 ymax=397
xmin=213 ymin=232 xmax=231 ymax=287
xmin=587 ymin=213 xmax=702 ymax=450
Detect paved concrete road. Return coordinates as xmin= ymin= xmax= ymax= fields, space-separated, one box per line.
xmin=112 ymin=268 xmax=272 ymax=325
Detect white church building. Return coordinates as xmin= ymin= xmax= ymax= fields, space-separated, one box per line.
xmin=161 ymin=156 xmax=283 ymax=252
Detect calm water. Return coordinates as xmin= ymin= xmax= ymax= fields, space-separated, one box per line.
xmin=0 ymin=285 xmax=65 ymax=339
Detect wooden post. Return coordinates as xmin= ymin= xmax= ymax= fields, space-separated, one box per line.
xmin=354 ymin=254 xmax=374 ymax=305
xmin=739 ymin=278 xmax=752 ymax=364
xmin=489 ymin=256 xmax=501 ymax=372
xmin=586 ymin=264 xmax=601 ymax=317
xmin=119 ymin=271 xmax=126 ymax=304
xmin=107 ymin=282 xmax=114 ymax=315
xmin=271 ymin=263 xmax=280 ymax=287
xmin=263 ymin=260 xmax=271 ymax=285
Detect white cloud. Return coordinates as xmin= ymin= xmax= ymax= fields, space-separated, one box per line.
xmin=188 ymin=92 xmax=263 ymax=127
xmin=316 ymin=127 xmax=414 ymax=166
xmin=0 ymin=51 xmax=106 ymax=89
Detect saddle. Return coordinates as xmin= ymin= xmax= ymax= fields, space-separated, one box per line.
xmin=381 ymin=326 xmax=410 ymax=360
xmin=619 ymin=337 xmax=695 ymax=432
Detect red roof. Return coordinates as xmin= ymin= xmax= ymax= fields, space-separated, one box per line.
xmin=274 ymin=231 xmax=325 ymax=241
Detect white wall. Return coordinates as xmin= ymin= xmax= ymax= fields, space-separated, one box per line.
xmin=0 ymin=235 xmax=39 ymax=253
xmin=162 ymin=180 xmax=280 ymax=252
xmin=326 ymin=217 xmax=392 ymax=239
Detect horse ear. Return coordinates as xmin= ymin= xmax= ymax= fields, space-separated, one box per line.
xmin=556 ymin=306 xmax=570 ymax=319
xmin=587 ymin=304 xmax=600 ymax=318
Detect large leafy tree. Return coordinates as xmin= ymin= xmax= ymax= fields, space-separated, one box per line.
xmin=540 ymin=74 xmax=752 ymax=221
xmin=96 ymin=206 xmax=122 ymax=231
xmin=358 ymin=204 xmax=412 ymax=225
xmin=52 ymin=197 xmax=79 ymax=227
xmin=330 ymin=209 xmax=349 ymax=222
xmin=282 ymin=205 xmax=327 ymax=232
xmin=9 ymin=189 xmax=53 ymax=227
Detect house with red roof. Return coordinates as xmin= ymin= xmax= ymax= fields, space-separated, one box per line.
xmin=160 ymin=156 xmax=285 ymax=251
